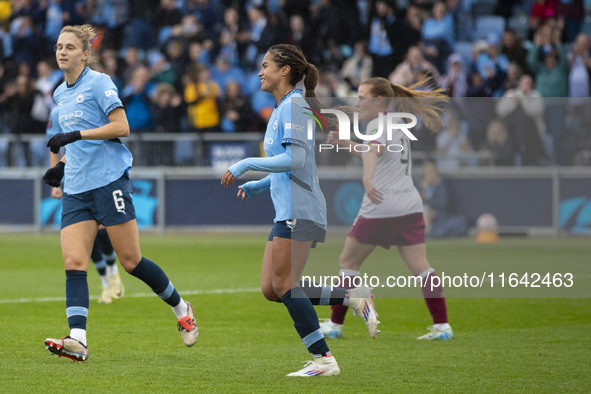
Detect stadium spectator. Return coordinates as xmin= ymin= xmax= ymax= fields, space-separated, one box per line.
xmin=154 ymin=0 xmax=184 ymax=46
xmin=80 ymin=0 xmax=129 ymax=50
xmin=389 ymin=46 xmax=440 ymax=87
xmin=43 ymin=0 xmax=65 ymax=43
xmin=439 ymin=53 xmax=467 ymax=97
xmin=436 ymin=109 xmax=473 ymax=170
xmin=421 ymin=1 xmax=455 ymax=73
xmin=567 ymin=33 xmax=591 ymax=153
xmin=466 ymin=69 xmax=493 ymax=97
xmin=184 ymin=64 xmax=221 ymax=132
xmin=308 ymin=0 xmax=359 ymax=71
xmin=528 ymin=24 xmax=569 ymax=163
xmin=123 ymin=0 xmax=159 ymax=50
xmin=502 ymin=61 xmax=523 ymax=92
xmin=501 ymin=29 xmax=530 ymax=75
xmin=121 ymin=65 xmax=154 ymax=133
xmin=340 ymin=40 xmax=373 ymax=91
xmin=217 ymin=7 xmax=242 ymax=66
xmin=148 ymin=51 xmax=176 ymax=88
xmin=98 ymin=48 xmax=123 ymax=91
xmin=0 ymin=74 xmax=47 ymax=166
xmin=391 ymin=4 xmax=423 ymax=64
xmin=35 ymin=58 xmax=62 ymax=108
xmin=119 ymin=46 xmax=145 ymax=85
xmin=496 ymin=74 xmax=547 ymax=165
xmin=221 ymin=43 xmax=377 ymax=377
xmin=556 ymin=0 xmax=584 ymax=42
xmin=43 ymin=25 xmax=199 ymax=363
xmin=186 ymin=0 xmax=223 ymax=41
xmin=219 ymin=80 xmax=255 ymax=132
xmin=189 ymin=36 xmax=211 ymax=62
xmin=367 ymin=0 xmax=397 ymax=78
xmin=568 ymin=32 xmax=591 ymax=99
xmin=321 ymin=77 xmax=452 ymax=341
xmin=474 ymin=33 xmax=509 ymax=96
xmin=162 ymin=37 xmax=192 ymax=86
xmin=528 ymin=0 xmax=557 ymax=40
xmin=286 ymin=13 xmax=307 ymax=49
xmin=149 ymin=82 xmax=184 ymax=165
xmin=210 ymin=53 xmax=246 ymax=95
xmin=484 ymin=119 xmax=517 ymax=166
xmin=9 ymin=14 xmax=40 ymax=72
xmin=242 ymin=5 xmax=283 ymax=70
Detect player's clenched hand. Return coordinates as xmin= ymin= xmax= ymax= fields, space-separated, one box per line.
xmin=47 ymin=131 xmax=81 ymax=153
xmin=51 ymin=186 xmax=63 ymax=199
xmin=237 ymin=186 xmax=248 ymax=200
xmin=363 ymin=179 xmax=383 ymax=205
xmin=221 ymin=169 xmax=236 ymax=187
xmin=43 ymin=161 xmax=65 ymax=187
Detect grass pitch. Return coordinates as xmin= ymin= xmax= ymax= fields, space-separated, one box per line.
xmin=0 ymin=233 xmax=589 ymax=393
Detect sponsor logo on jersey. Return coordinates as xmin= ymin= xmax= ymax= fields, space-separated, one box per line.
xmin=105 ymin=89 xmax=117 ymax=97
xmin=59 ymin=110 xmax=84 ymax=127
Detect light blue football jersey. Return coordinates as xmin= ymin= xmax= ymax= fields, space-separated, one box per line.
xmin=53 ymin=66 xmax=132 ymax=194
xmin=263 ymin=89 xmax=327 ymax=227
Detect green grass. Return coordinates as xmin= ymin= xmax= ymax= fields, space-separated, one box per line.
xmin=0 ymin=234 xmax=590 ymax=393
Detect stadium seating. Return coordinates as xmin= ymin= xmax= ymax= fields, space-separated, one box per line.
xmin=473 ymin=16 xmax=506 ymax=41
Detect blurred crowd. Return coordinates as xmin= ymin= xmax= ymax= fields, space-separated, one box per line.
xmin=1 ymin=0 xmax=591 ymax=167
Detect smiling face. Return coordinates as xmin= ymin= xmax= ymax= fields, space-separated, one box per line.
xmin=55 ymin=32 xmax=88 ymax=74
xmin=258 ymin=51 xmax=287 ymax=93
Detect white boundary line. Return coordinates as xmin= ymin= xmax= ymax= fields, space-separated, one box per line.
xmin=0 ymin=287 xmax=261 ymax=304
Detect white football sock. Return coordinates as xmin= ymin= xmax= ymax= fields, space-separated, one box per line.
xmin=70 ymin=328 xmax=87 ymax=346
xmin=172 ymin=298 xmax=189 ymax=319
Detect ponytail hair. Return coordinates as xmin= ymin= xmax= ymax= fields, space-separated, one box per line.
xmin=361 ymin=76 xmax=448 ymax=132
xmin=268 ymin=44 xmax=320 ymax=110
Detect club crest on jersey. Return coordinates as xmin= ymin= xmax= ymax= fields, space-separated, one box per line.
xmin=273 ymin=119 xmax=278 ymax=130
xmin=76 ymin=93 xmax=84 ymax=103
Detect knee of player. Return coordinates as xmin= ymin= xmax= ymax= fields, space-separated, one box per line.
xmin=271 ymin=281 xmax=291 ymax=300
xmin=63 ymin=255 xmax=88 ymax=271
xmin=261 ymin=286 xmax=280 ymax=302
xmin=118 ymin=256 xmax=140 ymax=273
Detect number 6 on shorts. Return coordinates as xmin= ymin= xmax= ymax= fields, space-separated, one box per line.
xmin=113 ymin=190 xmax=125 ymax=212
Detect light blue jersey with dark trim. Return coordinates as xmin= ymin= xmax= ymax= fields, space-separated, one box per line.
xmin=53 ymin=67 xmax=132 ymax=194
xmin=263 ymin=89 xmax=327 ymax=226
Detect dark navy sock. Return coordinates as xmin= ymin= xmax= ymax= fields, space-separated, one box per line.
xmin=96 ymin=228 xmax=115 ymax=260
xmin=300 ymin=281 xmax=348 ymax=305
xmin=65 ymin=270 xmax=89 ymax=330
xmin=130 ymin=257 xmax=181 ymax=307
xmin=281 ymin=287 xmax=329 ymax=355
xmin=90 ymin=239 xmax=107 ymax=276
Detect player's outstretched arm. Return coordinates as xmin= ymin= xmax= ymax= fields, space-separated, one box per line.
xmin=238 ymin=175 xmax=271 ymax=200
xmin=221 ymin=144 xmax=305 ymax=186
